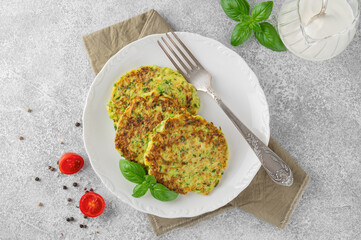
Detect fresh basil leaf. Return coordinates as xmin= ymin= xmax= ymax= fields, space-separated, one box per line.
xmin=251 ymin=1 xmax=273 ymax=22
xmin=231 ymin=22 xmax=252 ymax=46
xmin=150 ymin=183 xmax=179 ymax=201
xmin=221 ymin=0 xmax=250 ymax=21
xmin=132 ymin=182 xmax=150 ymax=198
xmin=119 ymin=159 xmax=146 ymax=184
xmin=238 ymin=14 xmax=251 ymax=23
xmin=249 ymin=21 xmax=261 ymax=32
xmin=145 ymin=174 xmax=156 ymax=184
xmin=254 ymin=22 xmax=287 ymax=51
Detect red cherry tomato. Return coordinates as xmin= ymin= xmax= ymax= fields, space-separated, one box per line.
xmin=79 ymin=192 xmax=105 ymax=217
xmin=59 ymin=153 xmax=84 ymax=175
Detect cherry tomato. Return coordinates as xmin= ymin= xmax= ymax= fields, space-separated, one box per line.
xmin=79 ymin=192 xmax=105 ymax=217
xmin=59 ymin=152 xmax=84 ymax=175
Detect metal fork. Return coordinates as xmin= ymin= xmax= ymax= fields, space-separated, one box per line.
xmin=158 ymin=32 xmax=293 ymax=187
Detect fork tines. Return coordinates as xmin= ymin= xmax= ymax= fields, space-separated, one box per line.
xmin=157 ymin=32 xmax=203 ymax=79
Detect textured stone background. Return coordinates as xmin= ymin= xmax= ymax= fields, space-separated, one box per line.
xmin=1 ymin=0 xmax=361 ymax=239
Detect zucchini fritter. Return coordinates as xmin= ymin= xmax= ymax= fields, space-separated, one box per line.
xmin=115 ymin=94 xmax=186 ymax=166
xmin=107 ymin=66 xmax=200 ymax=125
xmin=144 ymin=113 xmax=229 ymax=195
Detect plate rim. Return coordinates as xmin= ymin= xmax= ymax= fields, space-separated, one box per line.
xmin=83 ymin=31 xmax=270 ymax=218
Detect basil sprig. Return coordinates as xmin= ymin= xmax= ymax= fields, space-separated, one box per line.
xmin=119 ymin=159 xmax=178 ymax=201
xmin=220 ymin=0 xmax=249 ymax=21
xmin=221 ymin=0 xmax=286 ymax=51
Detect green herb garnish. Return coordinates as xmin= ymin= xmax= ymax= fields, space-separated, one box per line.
xmin=157 ymin=86 xmax=165 ymax=95
xmin=164 ymin=79 xmax=171 ymax=85
xmin=150 ymin=184 xmax=179 ymax=202
xmin=119 ymin=159 xmax=178 ymax=201
xmin=221 ymin=0 xmax=286 ymax=51
xmin=142 ymin=87 xmax=150 ymax=92
xmin=136 ymin=114 xmax=144 ymax=121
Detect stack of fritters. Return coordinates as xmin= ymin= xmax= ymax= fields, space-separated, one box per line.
xmin=107 ymin=66 xmax=228 ymax=195
xmin=107 ymin=66 xmax=199 ymax=126
xmin=114 ymin=93 xmax=186 ymax=166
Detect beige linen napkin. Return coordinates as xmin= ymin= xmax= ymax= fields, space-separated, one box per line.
xmin=83 ymin=9 xmax=310 ymax=236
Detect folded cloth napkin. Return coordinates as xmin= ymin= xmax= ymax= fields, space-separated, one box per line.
xmin=83 ymin=9 xmax=310 ymax=236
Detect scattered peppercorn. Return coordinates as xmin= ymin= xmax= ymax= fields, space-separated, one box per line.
xmin=67 ymin=198 xmax=72 ymax=202
xmin=89 ymin=188 xmax=93 ymax=192
xmin=83 ymin=225 xmax=87 ymax=229
xmin=57 ymin=160 xmax=59 ymax=165
xmin=37 ymin=202 xmax=43 ymax=206
xmin=85 ymin=191 xmax=89 ymax=193
xmin=27 ymin=108 xmax=31 ymax=112
xmin=80 ymin=224 xmax=84 ymax=228
xmin=63 ymin=185 xmax=67 ymax=190
xmin=35 ymin=177 xmax=40 ymax=181
xmin=76 ymin=206 xmax=79 ymax=208
xmin=60 ymin=141 xmax=64 ymax=144
xmin=19 ymin=136 xmax=24 ymax=140
xmin=50 ymin=167 xmax=55 ymax=171
xmin=84 ymin=215 xmax=88 ymax=219
xmin=69 ymin=217 xmax=74 ymax=221
xmin=83 ymin=187 xmax=87 ymax=191
xmin=75 ymin=122 xmax=81 ymax=127
xmin=66 ymin=218 xmax=70 ymax=222
xmin=73 ymin=182 xmax=78 ymax=187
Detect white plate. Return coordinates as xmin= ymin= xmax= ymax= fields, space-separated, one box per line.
xmin=83 ymin=32 xmax=270 ymax=218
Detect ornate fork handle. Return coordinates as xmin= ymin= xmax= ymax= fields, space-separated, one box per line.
xmin=208 ymin=87 xmax=293 ymax=187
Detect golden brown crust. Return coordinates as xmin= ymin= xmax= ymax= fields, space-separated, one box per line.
xmin=107 ymin=66 xmax=200 ymax=124
xmin=115 ymin=94 xmax=186 ymax=166
xmin=144 ymin=113 xmax=229 ymax=195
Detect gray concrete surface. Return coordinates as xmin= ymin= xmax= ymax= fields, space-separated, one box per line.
xmin=1 ymin=0 xmax=361 ymax=239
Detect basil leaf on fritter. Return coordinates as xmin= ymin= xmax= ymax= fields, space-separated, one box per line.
xmin=119 ymin=159 xmax=146 ymax=184
xmin=150 ymin=183 xmax=179 ymax=201
xmin=132 ymin=182 xmax=150 ymax=198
